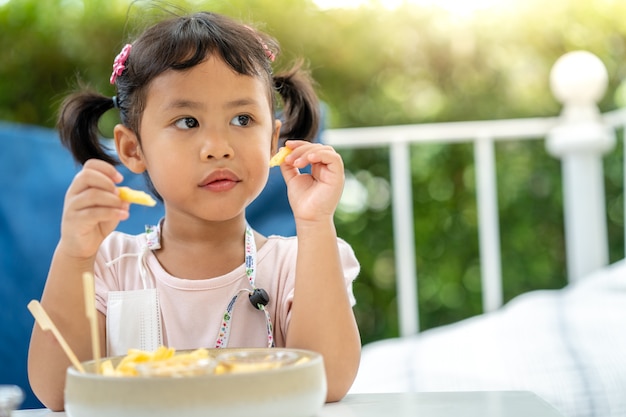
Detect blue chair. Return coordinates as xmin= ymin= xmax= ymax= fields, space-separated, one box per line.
xmin=0 ymin=122 xmax=164 ymax=408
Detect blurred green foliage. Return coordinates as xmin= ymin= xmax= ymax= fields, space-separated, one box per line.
xmin=1 ymin=0 xmax=624 ymax=344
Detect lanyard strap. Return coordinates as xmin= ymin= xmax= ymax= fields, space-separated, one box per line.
xmin=214 ymin=225 xmax=274 ymax=348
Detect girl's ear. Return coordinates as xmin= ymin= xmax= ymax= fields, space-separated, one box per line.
xmin=271 ymin=119 xmax=282 ymax=152
xmin=114 ymin=124 xmax=146 ymax=174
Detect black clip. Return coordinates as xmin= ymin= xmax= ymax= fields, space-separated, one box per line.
xmin=249 ymin=288 xmax=270 ymax=310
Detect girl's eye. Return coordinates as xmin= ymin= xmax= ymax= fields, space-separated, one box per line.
xmin=231 ymin=115 xmax=251 ymax=127
xmin=174 ymin=117 xmax=199 ymax=129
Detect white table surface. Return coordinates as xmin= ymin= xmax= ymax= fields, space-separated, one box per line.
xmin=13 ymin=391 xmax=564 ymax=417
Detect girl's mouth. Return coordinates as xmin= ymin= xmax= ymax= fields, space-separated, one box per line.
xmin=199 ymin=170 xmax=241 ymax=192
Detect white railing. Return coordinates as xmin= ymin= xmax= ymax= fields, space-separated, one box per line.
xmin=323 ymin=51 xmax=626 ymax=337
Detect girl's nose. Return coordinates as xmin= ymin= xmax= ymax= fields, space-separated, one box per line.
xmin=201 ymin=131 xmax=234 ymax=160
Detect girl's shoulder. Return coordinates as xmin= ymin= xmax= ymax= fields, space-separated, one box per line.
xmin=258 ymin=235 xmax=297 ymax=259
xmin=260 ymin=235 xmax=358 ymax=265
xmin=263 ymin=234 xmax=355 ymax=249
xmin=99 ymin=230 xmax=147 ymax=260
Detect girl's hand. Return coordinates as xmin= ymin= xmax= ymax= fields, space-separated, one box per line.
xmin=57 ymin=159 xmax=129 ymax=259
xmin=278 ymin=140 xmax=345 ymax=223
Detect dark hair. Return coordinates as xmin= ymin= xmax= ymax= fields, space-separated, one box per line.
xmin=57 ymin=11 xmax=320 ymax=168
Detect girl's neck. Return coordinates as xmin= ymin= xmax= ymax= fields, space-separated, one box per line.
xmin=155 ymin=215 xmax=250 ymax=280
xmin=163 ymin=215 xmax=247 ymax=248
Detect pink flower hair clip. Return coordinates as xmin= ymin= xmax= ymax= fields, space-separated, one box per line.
xmin=244 ymin=25 xmax=275 ymax=63
xmin=110 ymin=44 xmax=132 ymax=84
xmin=262 ymin=43 xmax=276 ymax=63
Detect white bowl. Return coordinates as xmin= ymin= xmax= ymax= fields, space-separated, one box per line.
xmin=64 ymin=348 xmax=326 ymax=417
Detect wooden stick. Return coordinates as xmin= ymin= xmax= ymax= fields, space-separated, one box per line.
xmin=27 ymin=300 xmax=85 ymax=373
xmin=82 ymin=272 xmax=101 ymax=373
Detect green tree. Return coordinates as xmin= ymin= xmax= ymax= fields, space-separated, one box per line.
xmin=1 ymin=0 xmax=624 ymax=344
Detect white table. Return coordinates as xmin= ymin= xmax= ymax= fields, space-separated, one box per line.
xmin=320 ymin=392 xmax=564 ymax=417
xmin=13 ymin=391 xmax=564 ymax=417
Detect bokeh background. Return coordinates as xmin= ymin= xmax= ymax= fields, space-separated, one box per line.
xmin=2 ymin=0 xmax=625 ymax=347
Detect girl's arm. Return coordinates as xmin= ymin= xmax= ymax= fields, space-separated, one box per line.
xmin=280 ymin=141 xmax=361 ymax=402
xmin=28 ymin=159 xmax=127 ymax=410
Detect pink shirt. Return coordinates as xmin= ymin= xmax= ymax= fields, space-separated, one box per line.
xmin=94 ymin=231 xmax=359 ymax=350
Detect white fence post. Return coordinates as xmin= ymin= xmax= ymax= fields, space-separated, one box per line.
xmin=474 ymin=135 xmax=503 ymax=312
xmin=546 ymin=51 xmax=616 ymax=283
xmin=390 ymin=141 xmax=419 ymax=336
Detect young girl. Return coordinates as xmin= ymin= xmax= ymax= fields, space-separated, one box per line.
xmin=28 ymin=11 xmax=361 ymax=410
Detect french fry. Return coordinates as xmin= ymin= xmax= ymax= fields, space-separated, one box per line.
xmin=117 ymin=186 xmax=157 ymax=207
xmin=101 ymin=347 xmax=210 ymax=377
xmin=100 ymin=359 xmax=116 ymax=376
xmin=269 ymin=147 xmax=292 ymax=167
xmin=27 ymin=300 xmax=86 ymax=373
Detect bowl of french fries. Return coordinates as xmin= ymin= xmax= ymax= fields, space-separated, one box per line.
xmin=64 ymin=346 xmax=326 ymax=417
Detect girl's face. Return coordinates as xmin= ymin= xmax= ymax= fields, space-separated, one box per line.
xmin=122 ymin=55 xmax=280 ymax=222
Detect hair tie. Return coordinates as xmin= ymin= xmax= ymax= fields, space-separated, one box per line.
xmin=112 ymin=96 xmax=119 ymax=109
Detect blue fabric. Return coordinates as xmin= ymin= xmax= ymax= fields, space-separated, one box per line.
xmin=246 ymin=167 xmax=296 ymax=236
xmin=0 ymin=123 xmax=164 ymax=408
xmin=0 ymin=121 xmax=312 ymax=408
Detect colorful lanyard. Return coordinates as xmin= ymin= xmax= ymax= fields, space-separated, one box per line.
xmin=214 ymin=225 xmax=275 ymax=348
xmin=144 ymin=222 xmax=275 ymax=349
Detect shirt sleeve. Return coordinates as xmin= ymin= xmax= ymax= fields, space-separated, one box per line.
xmin=338 ymin=237 xmax=360 ymax=306
xmin=92 ymin=231 xmax=145 ymax=316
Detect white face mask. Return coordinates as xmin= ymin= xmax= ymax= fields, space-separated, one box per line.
xmin=106 ymin=288 xmax=162 ymax=356
xmin=104 ymin=223 xmax=163 ymax=356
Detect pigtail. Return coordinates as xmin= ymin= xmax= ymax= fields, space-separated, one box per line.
xmin=273 ymin=60 xmax=320 ymax=143
xmin=57 ymin=90 xmax=118 ymax=165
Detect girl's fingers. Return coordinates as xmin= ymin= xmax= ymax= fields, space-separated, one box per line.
xmin=69 ymin=160 xmax=123 ymax=197
xmin=278 ymin=141 xmax=346 ymax=220
xmin=83 ymin=158 xmax=124 ymax=183
xmin=68 ymin=206 xmax=130 ymax=224
xmin=66 ymin=160 xmax=129 ymax=210
xmin=59 ymin=159 xmax=129 ymax=257
xmin=65 ymin=187 xmax=130 ymax=214
xmin=282 ymin=141 xmax=341 ymax=169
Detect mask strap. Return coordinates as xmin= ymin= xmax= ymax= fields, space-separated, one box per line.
xmin=214 ymin=224 xmax=274 ymax=348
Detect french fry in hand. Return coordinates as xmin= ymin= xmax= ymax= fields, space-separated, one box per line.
xmin=117 ymin=186 xmax=157 ymax=207
xmin=269 ymin=147 xmax=292 ymax=167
